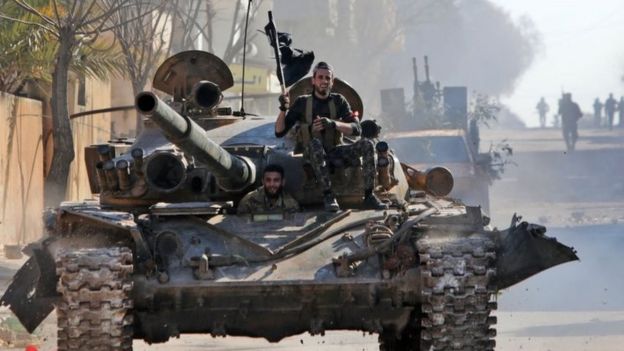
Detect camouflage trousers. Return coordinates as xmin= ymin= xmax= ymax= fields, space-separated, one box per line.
xmin=307 ymin=138 xmax=376 ymax=192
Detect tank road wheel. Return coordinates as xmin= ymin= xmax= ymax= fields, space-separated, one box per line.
xmin=417 ymin=235 xmax=497 ymax=351
xmin=55 ymin=247 xmax=134 ymax=351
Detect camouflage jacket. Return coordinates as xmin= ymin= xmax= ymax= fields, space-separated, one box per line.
xmin=237 ymin=187 xmax=300 ymax=214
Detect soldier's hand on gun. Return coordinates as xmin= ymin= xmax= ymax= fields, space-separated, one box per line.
xmin=278 ymin=93 xmax=290 ymax=111
xmin=313 ymin=116 xmax=335 ymax=132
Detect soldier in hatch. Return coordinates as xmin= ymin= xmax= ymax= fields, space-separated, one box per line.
xmin=274 ymin=61 xmax=386 ymax=212
xmin=237 ymin=164 xmax=299 ymax=214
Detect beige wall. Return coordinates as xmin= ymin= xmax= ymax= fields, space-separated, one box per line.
xmin=0 ymin=93 xmax=44 ymax=245
xmin=110 ymin=78 xmax=138 ymax=138
xmin=66 ymin=77 xmax=113 ymax=202
xmin=0 ymin=78 xmax=113 ymax=245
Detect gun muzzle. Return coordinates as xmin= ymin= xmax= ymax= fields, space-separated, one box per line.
xmin=135 ymin=92 xmax=255 ymax=191
xmin=191 ymin=81 xmax=223 ymax=109
xmin=402 ymin=163 xmax=453 ymax=196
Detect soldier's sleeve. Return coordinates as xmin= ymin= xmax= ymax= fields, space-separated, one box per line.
xmin=237 ymin=192 xmax=254 ymax=214
xmin=283 ymin=193 xmax=300 ymax=213
xmin=336 ymin=95 xmax=361 ymax=136
xmin=276 ymin=97 xmax=304 ymax=138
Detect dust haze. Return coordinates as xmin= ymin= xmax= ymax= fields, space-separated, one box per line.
xmin=272 ymin=0 xmax=540 ymax=119
xmin=482 ymin=128 xmax=624 ymax=350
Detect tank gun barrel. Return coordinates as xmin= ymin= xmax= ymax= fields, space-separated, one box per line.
xmin=135 ymin=92 xmax=255 ymax=191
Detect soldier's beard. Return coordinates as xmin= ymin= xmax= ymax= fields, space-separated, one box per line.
xmin=266 ymin=186 xmax=282 ymax=199
xmin=314 ymin=87 xmax=330 ymax=98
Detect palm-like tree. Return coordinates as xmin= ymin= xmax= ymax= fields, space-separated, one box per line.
xmin=1 ymin=0 xmax=133 ymax=206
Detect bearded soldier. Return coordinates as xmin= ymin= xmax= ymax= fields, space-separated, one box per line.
xmin=237 ymin=164 xmax=299 ymax=214
xmin=274 ymin=62 xmax=385 ymax=212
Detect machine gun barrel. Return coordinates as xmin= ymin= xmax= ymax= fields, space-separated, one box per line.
xmin=135 ymin=92 xmax=255 ymax=191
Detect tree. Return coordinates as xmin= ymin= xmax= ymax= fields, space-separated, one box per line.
xmin=0 ymin=1 xmax=51 ymax=94
xmin=109 ymin=0 xmax=170 ymax=132
xmin=167 ymin=0 xmax=210 ymax=55
xmin=221 ymin=0 xmax=265 ymax=65
xmin=0 ymin=0 xmax=134 ymax=207
xmin=165 ymin=0 xmax=265 ymax=64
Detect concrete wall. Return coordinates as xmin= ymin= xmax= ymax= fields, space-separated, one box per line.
xmin=0 ymin=93 xmax=44 ymax=245
xmin=0 ymin=76 xmax=112 ymax=245
xmin=66 ymin=77 xmax=112 ymax=202
xmin=110 ymin=78 xmax=137 ymax=138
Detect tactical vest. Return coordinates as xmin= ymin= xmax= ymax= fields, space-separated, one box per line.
xmin=299 ymin=95 xmax=342 ymax=151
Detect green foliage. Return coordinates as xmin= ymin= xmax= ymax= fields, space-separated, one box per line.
xmin=0 ymin=3 xmax=52 ymax=93
xmin=72 ymin=41 xmax=125 ymax=81
xmin=479 ymin=140 xmax=515 ymax=184
xmin=468 ymin=93 xmax=501 ymax=128
xmin=0 ymin=1 xmax=124 ymax=95
xmin=467 ymin=93 xmax=513 ymax=183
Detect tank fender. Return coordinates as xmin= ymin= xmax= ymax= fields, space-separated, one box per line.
xmin=495 ymin=219 xmax=579 ymax=289
xmin=0 ymin=243 xmax=57 ymax=332
xmin=1 ymin=206 xmax=152 ymax=333
xmin=57 ymin=207 xmax=152 ymax=263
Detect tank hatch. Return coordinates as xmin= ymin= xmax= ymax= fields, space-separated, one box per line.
xmin=288 ymin=77 xmax=364 ymax=118
xmin=153 ymin=50 xmax=234 ymax=99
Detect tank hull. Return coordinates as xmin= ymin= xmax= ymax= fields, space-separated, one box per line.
xmin=133 ymin=278 xmax=416 ymax=342
xmin=1 ymin=202 xmax=577 ymax=346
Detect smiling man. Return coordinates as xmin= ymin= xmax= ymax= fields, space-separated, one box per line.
xmin=274 ymin=61 xmax=385 ymax=212
xmin=237 ymin=164 xmax=299 ymax=214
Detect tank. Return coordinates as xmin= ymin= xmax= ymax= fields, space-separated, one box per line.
xmin=0 ymin=51 xmax=578 ymax=350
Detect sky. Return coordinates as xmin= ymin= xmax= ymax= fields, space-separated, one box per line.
xmin=490 ymin=0 xmax=624 ymax=127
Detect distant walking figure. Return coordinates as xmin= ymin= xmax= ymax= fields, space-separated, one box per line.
xmin=592 ymin=98 xmax=603 ymax=128
xmin=558 ymin=93 xmax=582 ymax=152
xmin=604 ymin=93 xmax=617 ymax=130
xmin=618 ymin=97 xmax=624 ymax=128
xmin=536 ymin=97 xmax=549 ymax=128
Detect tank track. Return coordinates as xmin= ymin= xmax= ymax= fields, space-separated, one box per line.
xmin=55 ymin=247 xmax=134 ymax=351
xmin=417 ymin=234 xmax=497 ymax=350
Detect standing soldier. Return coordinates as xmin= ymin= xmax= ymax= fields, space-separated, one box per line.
xmin=592 ymin=98 xmax=603 ymax=128
xmin=536 ymin=97 xmax=549 ymax=128
xmin=618 ymin=97 xmax=624 ymax=128
xmin=554 ymin=92 xmax=565 ymax=128
xmin=604 ymin=93 xmax=617 ymax=130
xmin=275 ymin=61 xmax=386 ymax=211
xmin=558 ymin=93 xmax=583 ymax=152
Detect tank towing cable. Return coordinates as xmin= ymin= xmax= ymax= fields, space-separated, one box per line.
xmin=331 ymin=207 xmax=439 ymax=268
xmin=208 ymin=207 xmax=438 ymax=268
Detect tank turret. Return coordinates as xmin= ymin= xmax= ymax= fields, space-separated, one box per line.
xmin=135 ymin=90 xmax=255 ymax=192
